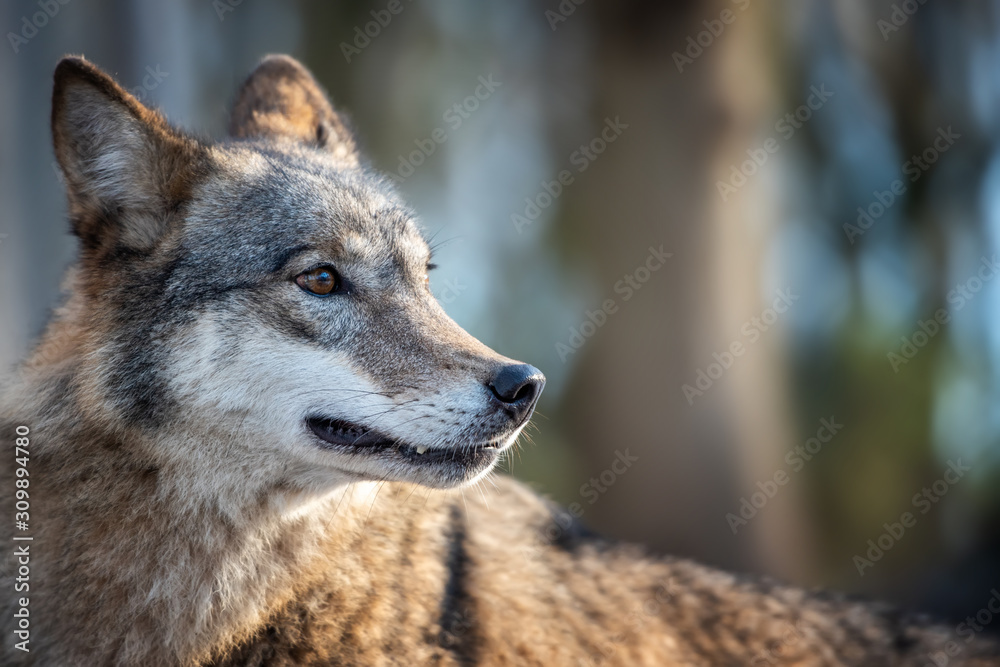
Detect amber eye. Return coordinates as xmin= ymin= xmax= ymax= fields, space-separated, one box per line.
xmin=295 ymin=266 xmax=340 ymax=296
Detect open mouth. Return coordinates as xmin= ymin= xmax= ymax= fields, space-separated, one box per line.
xmin=305 ymin=416 xmax=501 ymax=469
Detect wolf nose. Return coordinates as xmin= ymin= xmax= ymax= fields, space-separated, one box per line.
xmin=489 ymin=364 xmax=545 ymax=422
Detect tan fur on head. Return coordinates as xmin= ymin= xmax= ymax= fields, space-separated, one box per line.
xmin=228 ymin=54 xmax=359 ymax=164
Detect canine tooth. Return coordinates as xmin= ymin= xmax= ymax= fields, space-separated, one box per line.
xmin=416 ymin=446 xmax=427 ymax=455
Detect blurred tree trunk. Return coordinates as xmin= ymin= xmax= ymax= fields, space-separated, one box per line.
xmin=562 ymin=0 xmax=815 ymax=580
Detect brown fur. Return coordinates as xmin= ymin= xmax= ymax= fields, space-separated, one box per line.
xmin=2 ymin=55 xmax=999 ymax=666
xmin=229 ymin=54 xmax=359 ymax=165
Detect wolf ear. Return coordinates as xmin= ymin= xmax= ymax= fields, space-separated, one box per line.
xmin=228 ymin=55 xmax=359 ymax=165
xmin=52 ymin=56 xmax=207 ymax=252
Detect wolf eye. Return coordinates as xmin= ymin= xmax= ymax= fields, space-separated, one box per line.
xmin=295 ymin=266 xmax=340 ymax=296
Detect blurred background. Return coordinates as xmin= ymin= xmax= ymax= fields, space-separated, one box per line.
xmin=2 ymin=0 xmax=999 ymax=629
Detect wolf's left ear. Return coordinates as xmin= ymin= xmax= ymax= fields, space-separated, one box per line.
xmin=229 ymin=55 xmax=359 ymax=165
xmin=52 ymin=56 xmax=208 ymax=252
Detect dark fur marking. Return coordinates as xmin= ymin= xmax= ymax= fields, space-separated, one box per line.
xmin=884 ymin=608 xmax=921 ymax=655
xmin=98 ymin=253 xmax=191 ymax=428
xmin=437 ymin=504 xmax=481 ymax=665
xmin=544 ymin=503 xmax=602 ymax=555
xmin=270 ymin=243 xmax=316 ymax=275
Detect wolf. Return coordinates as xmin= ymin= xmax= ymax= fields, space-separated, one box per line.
xmin=1 ymin=54 xmax=997 ymax=666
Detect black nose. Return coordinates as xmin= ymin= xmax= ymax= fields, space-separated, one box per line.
xmin=489 ymin=364 xmax=545 ymax=422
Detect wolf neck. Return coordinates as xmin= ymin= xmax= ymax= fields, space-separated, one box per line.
xmin=16 ymin=358 xmax=380 ymax=665
xmin=44 ymin=424 xmax=380 ymax=664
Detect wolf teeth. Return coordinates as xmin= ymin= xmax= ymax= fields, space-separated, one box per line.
xmin=416 ymin=446 xmax=428 ymax=455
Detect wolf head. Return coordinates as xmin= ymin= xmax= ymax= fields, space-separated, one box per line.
xmin=50 ymin=55 xmax=543 ymax=490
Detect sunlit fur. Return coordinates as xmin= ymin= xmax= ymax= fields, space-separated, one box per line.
xmin=1 ymin=55 xmax=998 ymax=666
